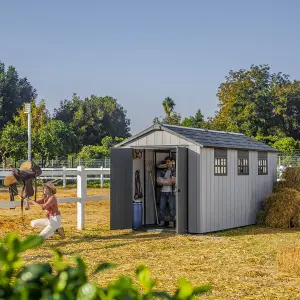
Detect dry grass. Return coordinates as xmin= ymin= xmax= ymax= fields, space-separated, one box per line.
xmin=277 ymin=245 xmax=300 ymax=276
xmin=0 ymin=188 xmax=299 ymax=299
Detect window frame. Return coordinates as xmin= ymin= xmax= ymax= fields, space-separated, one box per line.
xmin=237 ymin=150 xmax=249 ymax=175
xmin=214 ymin=149 xmax=228 ymax=176
xmin=258 ymin=152 xmax=268 ymax=175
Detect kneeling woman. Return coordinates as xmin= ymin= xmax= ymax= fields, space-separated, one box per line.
xmin=31 ymin=181 xmax=65 ymax=239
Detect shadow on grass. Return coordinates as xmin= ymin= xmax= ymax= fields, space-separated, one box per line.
xmin=204 ymin=225 xmax=300 ymax=237
xmin=49 ymin=230 xmax=170 ymax=248
xmin=104 ymin=243 xmax=128 ymax=249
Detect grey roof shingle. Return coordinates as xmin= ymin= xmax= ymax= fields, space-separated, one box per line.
xmin=162 ymin=124 xmax=279 ymax=152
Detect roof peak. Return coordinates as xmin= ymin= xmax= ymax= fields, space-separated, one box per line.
xmin=161 ymin=124 xmax=245 ymax=136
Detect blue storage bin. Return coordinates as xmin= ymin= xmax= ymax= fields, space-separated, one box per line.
xmin=132 ymin=201 xmax=143 ymax=229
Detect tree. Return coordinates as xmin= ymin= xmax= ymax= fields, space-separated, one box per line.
xmin=213 ymin=64 xmax=295 ymax=137
xmin=13 ymin=99 xmax=50 ymax=133
xmin=78 ymin=136 xmax=125 ymax=159
xmin=270 ymin=80 xmax=300 ymax=140
xmin=0 ymin=123 xmax=27 ymax=166
xmin=153 ymin=97 xmax=181 ymax=125
xmin=35 ymin=120 xmax=77 ymax=162
xmin=78 ymin=145 xmax=105 ymax=160
xmin=0 ymin=61 xmax=37 ymax=130
xmin=272 ymin=137 xmax=300 ymax=154
xmin=162 ymin=97 xmax=175 ymax=118
xmin=181 ymin=109 xmax=204 ymax=128
xmin=54 ymin=94 xmax=131 ymax=147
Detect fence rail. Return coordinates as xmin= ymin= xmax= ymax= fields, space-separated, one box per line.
xmin=6 ymin=158 xmax=111 ymax=169
xmin=0 ymin=166 xmax=110 ymax=230
xmin=0 ymin=167 xmax=111 ymax=188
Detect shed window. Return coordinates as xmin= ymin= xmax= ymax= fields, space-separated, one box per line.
xmin=214 ymin=149 xmax=227 ymax=176
xmin=238 ymin=151 xmax=249 ymax=175
xmin=258 ymin=152 xmax=268 ymax=175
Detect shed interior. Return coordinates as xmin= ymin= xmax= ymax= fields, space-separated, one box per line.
xmin=132 ymin=147 xmax=179 ymax=232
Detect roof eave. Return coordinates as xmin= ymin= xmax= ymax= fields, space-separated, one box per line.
xmin=115 ymin=124 xmax=203 ymax=148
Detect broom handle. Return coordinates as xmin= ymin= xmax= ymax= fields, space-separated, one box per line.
xmin=149 ymin=173 xmax=159 ymax=224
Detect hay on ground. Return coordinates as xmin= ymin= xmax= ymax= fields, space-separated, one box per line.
xmin=277 ymin=167 xmax=300 ymax=192
xmin=257 ymin=167 xmax=300 ymax=228
xmin=262 ymin=188 xmax=300 ymax=228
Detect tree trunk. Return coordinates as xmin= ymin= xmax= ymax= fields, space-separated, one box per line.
xmin=2 ymin=155 xmax=6 ymax=168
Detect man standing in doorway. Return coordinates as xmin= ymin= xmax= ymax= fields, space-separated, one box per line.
xmin=158 ymin=158 xmax=176 ymax=228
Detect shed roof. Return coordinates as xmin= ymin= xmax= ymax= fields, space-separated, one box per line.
xmin=117 ymin=124 xmax=280 ymax=152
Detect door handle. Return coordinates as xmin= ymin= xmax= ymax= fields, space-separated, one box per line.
xmin=178 ymin=189 xmax=182 ymax=192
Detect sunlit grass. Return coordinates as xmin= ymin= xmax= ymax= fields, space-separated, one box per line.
xmin=0 ymin=188 xmax=299 ymax=298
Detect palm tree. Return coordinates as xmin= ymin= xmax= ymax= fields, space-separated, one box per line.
xmin=162 ymin=97 xmax=175 ymax=118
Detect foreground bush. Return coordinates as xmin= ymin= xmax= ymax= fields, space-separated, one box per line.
xmin=0 ymin=233 xmax=212 ymax=299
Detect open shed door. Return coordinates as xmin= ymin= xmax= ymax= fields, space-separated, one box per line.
xmin=176 ymin=147 xmax=188 ymax=234
xmin=110 ymin=148 xmax=133 ymax=230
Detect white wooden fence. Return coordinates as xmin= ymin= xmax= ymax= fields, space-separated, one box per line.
xmin=0 ymin=166 xmax=110 ymax=230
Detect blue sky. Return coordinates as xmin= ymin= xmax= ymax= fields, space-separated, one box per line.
xmin=1 ymin=0 xmax=300 ymax=134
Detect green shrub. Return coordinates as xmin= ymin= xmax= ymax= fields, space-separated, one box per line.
xmin=0 ymin=233 xmax=212 ymax=299
xmin=87 ymin=181 xmax=110 ymax=188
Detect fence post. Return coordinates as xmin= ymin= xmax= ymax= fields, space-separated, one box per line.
xmin=100 ymin=166 xmax=104 ymax=188
xmin=63 ymin=166 xmax=66 ymax=188
xmin=77 ymin=166 xmax=86 ymax=230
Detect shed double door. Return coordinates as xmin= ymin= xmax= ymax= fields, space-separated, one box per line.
xmin=110 ymin=147 xmax=188 ymax=234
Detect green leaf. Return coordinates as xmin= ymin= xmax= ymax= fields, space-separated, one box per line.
xmin=77 ymin=283 xmax=98 ymax=300
xmin=74 ymin=256 xmax=86 ymax=272
xmin=192 ymin=285 xmax=212 ymax=295
xmin=0 ymin=247 xmax=7 ymax=263
xmin=17 ymin=263 xmax=52 ymax=283
xmin=136 ymin=265 xmax=156 ymax=293
xmin=149 ymin=291 xmax=171 ymax=299
xmin=94 ymin=263 xmax=116 ymax=274
xmin=56 ymin=271 xmax=69 ymax=292
xmin=176 ymin=278 xmax=194 ymax=299
xmin=19 ymin=235 xmax=44 ymax=252
xmin=52 ymin=249 xmax=66 ymax=271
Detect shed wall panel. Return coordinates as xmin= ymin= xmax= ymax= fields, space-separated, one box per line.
xmin=200 ymin=148 xmax=277 ymax=233
xmin=123 ymin=130 xmax=195 ymax=147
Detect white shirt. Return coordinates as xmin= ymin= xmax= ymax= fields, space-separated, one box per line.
xmin=160 ymin=169 xmax=174 ymax=193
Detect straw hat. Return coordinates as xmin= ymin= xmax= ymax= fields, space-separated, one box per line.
xmin=4 ymin=176 xmax=17 ymax=187
xmin=44 ymin=181 xmax=57 ymax=194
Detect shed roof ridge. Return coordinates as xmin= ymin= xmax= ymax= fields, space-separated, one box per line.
xmin=161 ymin=124 xmax=245 ymax=136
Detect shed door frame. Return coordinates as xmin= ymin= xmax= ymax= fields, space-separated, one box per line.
xmin=176 ymin=146 xmax=188 ymax=234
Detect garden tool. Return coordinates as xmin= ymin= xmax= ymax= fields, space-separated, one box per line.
xmin=146 ymin=161 xmax=159 ymax=224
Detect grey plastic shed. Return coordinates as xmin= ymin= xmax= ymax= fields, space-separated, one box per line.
xmin=110 ymin=124 xmax=279 ymax=234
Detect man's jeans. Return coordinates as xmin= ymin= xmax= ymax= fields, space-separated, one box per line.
xmin=159 ymin=192 xmax=175 ymax=222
